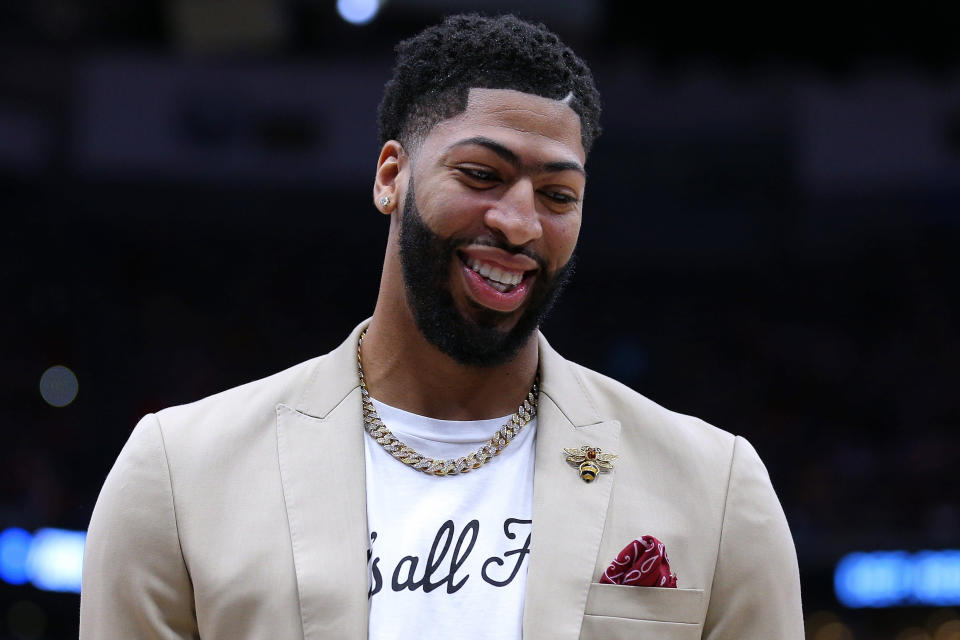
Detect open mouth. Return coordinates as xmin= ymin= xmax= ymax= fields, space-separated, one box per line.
xmin=455 ymin=247 xmax=539 ymax=314
xmin=462 ymin=255 xmax=526 ymax=293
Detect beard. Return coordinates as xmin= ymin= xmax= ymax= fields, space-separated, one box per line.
xmin=398 ymin=179 xmax=575 ymax=368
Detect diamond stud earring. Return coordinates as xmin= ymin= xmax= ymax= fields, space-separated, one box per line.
xmin=379 ymin=195 xmax=391 ymax=207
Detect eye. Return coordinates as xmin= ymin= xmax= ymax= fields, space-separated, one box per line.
xmin=541 ymin=190 xmax=579 ymax=205
xmin=457 ymin=167 xmax=499 ymax=183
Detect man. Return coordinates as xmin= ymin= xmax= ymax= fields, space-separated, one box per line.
xmin=81 ymin=14 xmax=803 ymax=639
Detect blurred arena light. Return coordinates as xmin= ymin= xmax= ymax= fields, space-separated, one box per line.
xmin=39 ymin=365 xmax=78 ymax=407
xmin=835 ymin=550 xmax=960 ymax=607
xmin=0 ymin=528 xmax=85 ymax=593
xmin=337 ymin=0 xmax=381 ymax=25
xmin=0 ymin=528 xmax=32 ymax=585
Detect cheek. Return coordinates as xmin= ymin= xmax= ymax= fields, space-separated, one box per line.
xmin=544 ymin=214 xmax=581 ymax=267
xmin=415 ymin=187 xmax=478 ymax=233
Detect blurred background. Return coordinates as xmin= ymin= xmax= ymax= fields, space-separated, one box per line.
xmin=1 ymin=1 xmax=958 ymax=638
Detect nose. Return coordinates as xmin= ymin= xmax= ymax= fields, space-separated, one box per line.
xmin=483 ymin=179 xmax=542 ymax=247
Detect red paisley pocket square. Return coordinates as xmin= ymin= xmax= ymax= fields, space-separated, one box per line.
xmin=600 ymin=535 xmax=678 ymax=587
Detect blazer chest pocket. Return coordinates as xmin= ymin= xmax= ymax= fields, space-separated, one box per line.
xmin=580 ymin=583 xmax=705 ymax=640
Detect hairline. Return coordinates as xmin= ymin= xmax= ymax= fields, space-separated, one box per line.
xmin=399 ymin=87 xmax=588 ymax=159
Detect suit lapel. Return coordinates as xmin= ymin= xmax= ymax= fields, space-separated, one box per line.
xmin=277 ymin=322 xmax=370 ymax=640
xmin=523 ymin=336 xmax=621 ymax=640
xmin=275 ymin=324 xmax=619 ymax=639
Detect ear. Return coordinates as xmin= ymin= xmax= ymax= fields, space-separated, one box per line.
xmin=373 ymin=140 xmax=406 ymax=215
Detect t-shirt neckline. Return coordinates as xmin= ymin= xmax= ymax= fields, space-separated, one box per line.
xmin=369 ymin=397 xmax=515 ymax=445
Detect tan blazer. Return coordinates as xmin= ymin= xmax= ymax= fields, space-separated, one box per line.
xmin=80 ymin=321 xmax=803 ymax=639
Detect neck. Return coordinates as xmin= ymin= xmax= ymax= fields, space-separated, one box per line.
xmin=360 ymin=301 xmax=539 ymax=421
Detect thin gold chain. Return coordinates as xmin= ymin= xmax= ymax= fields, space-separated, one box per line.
xmin=357 ymin=329 xmax=539 ymax=476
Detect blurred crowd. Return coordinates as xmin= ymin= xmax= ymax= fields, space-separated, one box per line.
xmin=2 ymin=2 xmax=958 ymax=638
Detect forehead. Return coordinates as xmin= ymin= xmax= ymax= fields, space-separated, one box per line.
xmin=420 ymin=88 xmax=586 ymax=164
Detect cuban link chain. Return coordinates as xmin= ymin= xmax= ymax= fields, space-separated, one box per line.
xmin=357 ymin=329 xmax=539 ymax=476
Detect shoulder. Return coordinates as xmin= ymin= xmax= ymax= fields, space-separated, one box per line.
xmin=146 ymin=319 xmax=367 ymax=475
xmin=559 ymin=357 xmax=738 ymax=469
xmin=154 ymin=354 xmax=324 ymax=448
xmin=152 ymin=321 xmax=366 ymax=446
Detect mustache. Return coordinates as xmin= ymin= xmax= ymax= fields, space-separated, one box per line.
xmin=451 ymin=237 xmax=549 ymax=272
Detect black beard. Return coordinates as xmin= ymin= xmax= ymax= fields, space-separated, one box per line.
xmin=398 ymin=180 xmax=575 ymax=368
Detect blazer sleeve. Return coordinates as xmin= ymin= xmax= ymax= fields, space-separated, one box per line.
xmin=702 ymin=436 xmax=804 ymax=639
xmin=80 ymin=414 xmax=199 ymax=639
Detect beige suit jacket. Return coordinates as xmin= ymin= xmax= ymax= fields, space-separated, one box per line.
xmin=80 ymin=321 xmax=803 ymax=639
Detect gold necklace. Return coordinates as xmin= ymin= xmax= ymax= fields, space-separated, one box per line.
xmin=357 ymin=329 xmax=539 ymax=476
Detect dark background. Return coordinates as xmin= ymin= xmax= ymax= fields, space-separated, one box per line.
xmin=2 ymin=2 xmax=958 ymax=638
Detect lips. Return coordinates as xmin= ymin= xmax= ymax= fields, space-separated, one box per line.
xmin=457 ymin=251 xmax=537 ymax=313
xmin=463 ymin=256 xmax=524 ymax=291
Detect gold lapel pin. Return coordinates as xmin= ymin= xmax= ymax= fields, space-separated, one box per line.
xmin=564 ymin=446 xmax=617 ymax=482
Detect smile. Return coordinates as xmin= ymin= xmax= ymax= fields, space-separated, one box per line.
xmin=456 ymin=249 xmax=538 ymax=314
xmin=464 ymin=257 xmax=524 ymax=292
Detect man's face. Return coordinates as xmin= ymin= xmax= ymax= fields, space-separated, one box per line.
xmin=395 ymin=88 xmax=586 ymax=366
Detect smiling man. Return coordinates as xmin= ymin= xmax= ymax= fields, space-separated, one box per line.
xmin=81 ymin=14 xmax=803 ymax=640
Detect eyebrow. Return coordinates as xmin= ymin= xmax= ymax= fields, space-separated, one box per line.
xmin=446 ymin=136 xmax=586 ymax=177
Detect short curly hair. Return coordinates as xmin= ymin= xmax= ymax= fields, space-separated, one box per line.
xmin=377 ymin=14 xmax=602 ymax=156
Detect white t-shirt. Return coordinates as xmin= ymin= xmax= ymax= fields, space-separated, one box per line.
xmin=364 ymin=398 xmax=537 ymax=640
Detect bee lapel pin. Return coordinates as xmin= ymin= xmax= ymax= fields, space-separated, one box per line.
xmin=564 ymin=445 xmax=617 ymax=482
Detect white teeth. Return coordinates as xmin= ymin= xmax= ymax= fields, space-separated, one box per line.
xmin=466 ymin=258 xmax=523 ymax=287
